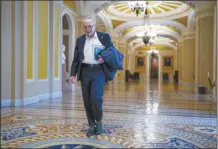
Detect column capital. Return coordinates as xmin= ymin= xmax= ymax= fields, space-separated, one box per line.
xmin=182 ymin=32 xmax=196 ymax=40
xmin=196 ymin=11 xmax=213 ymax=20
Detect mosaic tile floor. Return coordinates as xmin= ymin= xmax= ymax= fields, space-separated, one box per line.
xmin=1 ymin=80 xmax=217 ymax=148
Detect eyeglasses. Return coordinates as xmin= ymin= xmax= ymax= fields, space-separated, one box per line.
xmin=84 ymin=24 xmax=95 ymax=29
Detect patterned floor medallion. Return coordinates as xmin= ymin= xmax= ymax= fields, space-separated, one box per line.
xmin=1 ymin=81 xmax=217 ymax=148
xmin=18 ymin=137 xmax=124 ymax=148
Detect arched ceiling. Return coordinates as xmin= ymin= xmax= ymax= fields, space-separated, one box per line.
xmin=98 ymin=1 xmax=194 ymax=51
xmin=62 ymin=1 xmax=215 ymax=52
xmin=105 ymin=1 xmax=191 ymax=20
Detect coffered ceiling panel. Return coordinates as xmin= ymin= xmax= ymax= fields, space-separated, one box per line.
xmin=104 ymin=1 xmax=191 ymax=20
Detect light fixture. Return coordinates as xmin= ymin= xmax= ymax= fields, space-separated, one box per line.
xmin=128 ymin=1 xmax=146 ymax=16
xmin=132 ymin=2 xmax=157 ymax=46
xmin=142 ymin=2 xmax=152 ymax=45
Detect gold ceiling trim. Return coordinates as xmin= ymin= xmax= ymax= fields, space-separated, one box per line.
xmin=164 ymin=1 xmax=182 ymax=5
xmin=158 ymin=5 xmax=171 ymax=12
xmin=126 ymin=9 xmax=133 ymax=14
xmin=119 ymin=7 xmax=129 ymax=12
xmin=161 ymin=3 xmax=179 ymax=9
xmin=152 ymin=7 xmax=162 ymax=14
xmin=122 ymin=26 xmax=144 ymax=37
xmin=114 ymin=3 xmax=126 ymax=7
xmin=127 ymin=36 xmax=139 ymax=43
xmin=173 ymin=16 xmax=188 ymax=27
xmin=114 ymin=4 xmax=126 ymax=9
xmin=122 ymin=27 xmax=138 ymax=36
xmin=63 ymin=0 xmax=76 ymax=10
xmin=111 ymin=19 xmax=126 ymax=29
xmin=167 ymin=26 xmax=181 ymax=34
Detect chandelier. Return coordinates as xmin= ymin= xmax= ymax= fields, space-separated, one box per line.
xmin=142 ymin=2 xmax=154 ymax=45
xmin=130 ymin=2 xmax=157 ymax=49
xmin=128 ymin=1 xmax=146 ymax=16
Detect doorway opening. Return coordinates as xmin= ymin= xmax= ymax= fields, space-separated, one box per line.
xmin=149 ymin=53 xmax=159 ymax=80
xmin=62 ymin=14 xmax=71 ymax=92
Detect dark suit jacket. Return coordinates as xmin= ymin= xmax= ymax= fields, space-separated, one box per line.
xmin=70 ymin=31 xmax=113 ymax=81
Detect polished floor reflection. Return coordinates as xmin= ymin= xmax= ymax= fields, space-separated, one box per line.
xmin=1 ymin=80 xmax=216 ymax=148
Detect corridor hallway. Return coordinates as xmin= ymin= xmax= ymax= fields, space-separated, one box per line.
xmin=1 ymin=1 xmax=218 ymax=148
xmin=1 ymin=80 xmax=216 ymax=148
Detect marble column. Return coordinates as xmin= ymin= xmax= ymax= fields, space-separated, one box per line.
xmin=215 ymin=3 xmax=218 ymax=149
xmin=181 ymin=33 xmax=195 ymax=87
xmin=111 ymin=37 xmax=119 ymax=82
xmin=177 ymin=42 xmax=183 ymax=84
xmin=1 ymin=1 xmax=25 ymax=105
xmin=117 ymin=41 xmax=126 ymax=82
xmin=195 ymin=12 xmax=214 ymax=92
xmin=213 ymin=3 xmax=217 ymax=100
xmin=2 ymin=1 xmax=13 ymax=101
xmin=173 ymin=50 xmax=178 ymax=72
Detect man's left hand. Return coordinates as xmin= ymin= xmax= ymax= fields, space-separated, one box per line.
xmin=97 ymin=55 xmax=104 ymax=63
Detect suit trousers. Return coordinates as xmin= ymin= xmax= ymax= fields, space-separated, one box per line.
xmin=80 ymin=64 xmax=105 ymax=127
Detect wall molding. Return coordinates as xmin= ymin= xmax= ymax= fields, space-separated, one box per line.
xmin=1 ymin=92 xmax=62 ymax=107
xmin=197 ymin=11 xmax=213 ymax=20
xmin=183 ymin=32 xmax=195 ymax=39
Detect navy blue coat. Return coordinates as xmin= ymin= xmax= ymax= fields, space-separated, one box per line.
xmin=70 ymin=32 xmax=114 ymax=81
xmin=100 ymin=46 xmax=124 ymax=70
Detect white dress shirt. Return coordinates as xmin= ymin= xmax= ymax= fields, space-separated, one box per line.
xmin=82 ymin=32 xmax=105 ymax=64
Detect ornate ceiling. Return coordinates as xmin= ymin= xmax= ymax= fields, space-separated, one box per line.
xmin=98 ymin=1 xmax=194 ymax=51
xmin=105 ymin=1 xmax=191 ymax=20
xmin=62 ymin=1 xmax=215 ymax=52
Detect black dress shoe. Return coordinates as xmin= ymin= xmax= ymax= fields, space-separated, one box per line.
xmin=95 ymin=121 xmax=102 ymax=135
xmin=86 ymin=127 xmax=95 ymax=137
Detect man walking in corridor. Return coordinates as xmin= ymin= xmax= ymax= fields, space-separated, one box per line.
xmin=70 ymin=15 xmax=114 ymax=137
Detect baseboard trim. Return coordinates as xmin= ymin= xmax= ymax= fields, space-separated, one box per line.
xmin=1 ymin=92 xmax=62 ymax=107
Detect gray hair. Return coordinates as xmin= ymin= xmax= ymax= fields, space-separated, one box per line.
xmin=82 ymin=15 xmax=96 ymax=24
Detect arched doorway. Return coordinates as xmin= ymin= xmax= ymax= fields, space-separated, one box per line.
xmin=61 ymin=9 xmax=75 ymax=93
xmin=150 ymin=53 xmax=159 ymax=80
xmin=147 ymin=52 xmax=161 ymax=81
xmin=61 ymin=14 xmax=70 ymax=91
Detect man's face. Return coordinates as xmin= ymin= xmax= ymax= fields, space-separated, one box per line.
xmin=83 ymin=19 xmax=95 ymax=38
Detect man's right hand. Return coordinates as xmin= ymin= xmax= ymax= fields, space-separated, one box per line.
xmin=70 ymin=76 xmax=76 ymax=83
